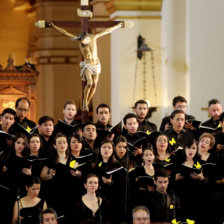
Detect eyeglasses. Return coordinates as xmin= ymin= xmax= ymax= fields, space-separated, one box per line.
xmin=199 ymin=139 xmax=210 ymax=145
xmin=17 ymin=108 xmax=29 ymax=112
xmin=157 ymin=139 xmax=168 ymax=143
xmin=176 ymin=105 xmax=187 ymax=110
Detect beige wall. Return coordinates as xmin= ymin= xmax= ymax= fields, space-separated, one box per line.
xmin=161 ymin=0 xmax=224 ymax=122
xmin=111 ymin=15 xmax=162 ymax=126
xmin=187 ymin=0 xmax=224 ymax=121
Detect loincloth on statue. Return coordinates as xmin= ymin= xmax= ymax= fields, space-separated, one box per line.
xmin=80 ymin=61 xmax=101 ymax=81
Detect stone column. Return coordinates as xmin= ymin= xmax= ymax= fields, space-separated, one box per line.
xmin=105 ymin=0 xmax=162 ymax=126
xmin=161 ymin=0 xmax=187 ymax=117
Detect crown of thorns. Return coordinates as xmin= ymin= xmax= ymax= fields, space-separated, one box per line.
xmin=77 ymin=32 xmax=87 ymax=41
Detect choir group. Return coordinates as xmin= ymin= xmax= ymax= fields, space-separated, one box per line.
xmin=0 ymin=96 xmax=224 ymax=224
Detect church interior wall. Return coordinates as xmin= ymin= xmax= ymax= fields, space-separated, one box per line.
xmin=1 ymin=0 xmax=224 ymax=126
xmin=111 ymin=17 xmax=162 ymax=127
xmin=186 ymin=0 xmax=224 ymax=121
xmin=0 ymin=1 xmax=30 ymax=68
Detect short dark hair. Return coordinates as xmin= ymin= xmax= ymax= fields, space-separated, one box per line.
xmin=134 ymin=100 xmax=149 ymax=108
xmin=172 ymin=96 xmax=187 ymax=107
xmin=123 ymin=113 xmax=138 ymax=125
xmin=63 ymin=100 xmax=76 ymax=109
xmin=38 ymin=115 xmax=54 ymax=125
xmin=1 ymin=108 xmax=16 ymax=118
xmin=39 ymin=208 xmax=57 ymax=224
xmin=154 ymin=168 xmax=170 ymax=180
xmin=96 ymin=103 xmax=111 ymax=113
xmin=170 ymin=110 xmax=185 ymax=119
xmin=15 ymin=97 xmax=31 ymax=108
xmin=82 ymin=121 xmax=96 ymax=131
xmin=208 ymin=99 xmax=220 ymax=107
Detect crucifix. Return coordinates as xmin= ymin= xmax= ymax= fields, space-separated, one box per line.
xmin=35 ymin=0 xmax=133 ymax=122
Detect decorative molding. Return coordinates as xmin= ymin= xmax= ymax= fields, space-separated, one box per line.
xmin=37 ymin=56 xmax=79 ymax=65
xmin=0 ymin=56 xmax=39 ymax=84
xmin=91 ymin=0 xmax=108 ymax=6
xmin=0 ymin=56 xmax=38 ymax=121
xmin=112 ymin=15 xmax=161 ymax=20
xmin=105 ymin=0 xmax=162 ymax=14
xmin=0 ymin=74 xmax=38 ymax=84
xmin=0 ymin=85 xmax=27 ymax=95
xmin=36 ymin=0 xmax=78 ymax=2
xmin=110 ymin=10 xmax=161 ymax=20
xmin=0 ymin=56 xmax=38 ymax=73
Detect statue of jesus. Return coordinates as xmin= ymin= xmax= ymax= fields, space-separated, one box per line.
xmin=40 ymin=21 xmax=131 ymax=111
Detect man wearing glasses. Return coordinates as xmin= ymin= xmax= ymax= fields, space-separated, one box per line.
xmin=132 ymin=206 xmax=150 ymax=224
xmin=159 ymin=96 xmax=195 ymax=131
xmin=12 ymin=97 xmax=36 ymax=133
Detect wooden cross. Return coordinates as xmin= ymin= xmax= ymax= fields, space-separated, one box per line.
xmin=36 ymin=0 xmax=125 ymax=122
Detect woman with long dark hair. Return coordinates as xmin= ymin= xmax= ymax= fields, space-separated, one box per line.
xmin=173 ymin=139 xmax=205 ymax=223
xmin=92 ymin=139 xmax=126 ymax=223
xmin=114 ymin=135 xmax=136 ymax=171
xmin=2 ymin=133 xmax=31 ymax=197
xmin=28 ymin=133 xmax=46 ymax=178
xmin=67 ymin=133 xmax=93 ymax=178
xmin=67 ymin=133 xmax=92 ymax=211
xmin=40 ymin=133 xmax=71 ymax=219
xmin=12 ymin=177 xmax=47 ymax=224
